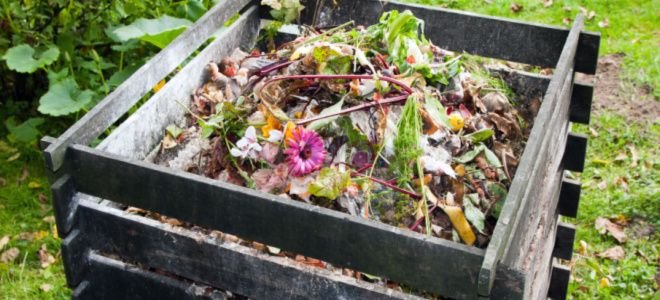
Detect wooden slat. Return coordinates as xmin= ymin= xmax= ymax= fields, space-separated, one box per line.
xmin=61 ymin=229 xmax=86 ymax=287
xmin=488 ymin=67 xmax=593 ymax=124
xmin=50 ymin=175 xmax=78 ymax=237
xmin=65 ymin=145 xmax=484 ymax=299
xmin=43 ymin=0 xmax=253 ymax=172
xmin=563 ymin=132 xmax=588 ymax=172
xmin=553 ymin=222 xmax=576 ymax=260
xmin=295 ymin=0 xmax=599 ymax=74
xmin=73 ymin=252 xmax=227 ymax=300
xmin=558 ymin=178 xmax=581 ymax=218
xmin=97 ymin=6 xmax=261 ymax=159
xmin=73 ymin=200 xmax=422 ymax=300
xmin=478 ymin=14 xmax=584 ymax=297
xmin=548 ymin=264 xmax=571 ymax=300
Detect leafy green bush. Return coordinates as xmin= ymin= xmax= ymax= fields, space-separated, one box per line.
xmin=0 ymin=0 xmax=218 ymax=142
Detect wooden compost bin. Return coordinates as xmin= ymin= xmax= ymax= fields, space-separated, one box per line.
xmin=41 ymin=0 xmax=600 ymax=299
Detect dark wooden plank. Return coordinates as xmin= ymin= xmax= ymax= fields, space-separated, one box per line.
xmin=61 ymin=229 xmax=87 ymax=287
xmin=488 ymin=67 xmax=593 ymax=124
xmin=563 ymin=132 xmax=588 ymax=172
xmin=74 ymin=252 xmax=227 ymax=300
xmin=558 ymin=178 xmax=581 ymax=218
xmin=479 ymin=14 xmax=584 ymax=296
xmin=73 ymin=200 xmax=422 ymax=300
xmin=548 ymin=264 xmax=571 ymax=300
xmin=570 ymin=82 xmax=593 ymax=124
xmin=97 ymin=6 xmax=261 ymax=159
xmin=295 ymin=0 xmax=599 ymax=74
xmin=65 ymin=145 xmax=484 ymax=299
xmin=43 ymin=0 xmax=253 ymax=172
xmin=50 ymin=175 xmax=78 ymax=237
xmin=553 ymin=222 xmax=576 ymax=260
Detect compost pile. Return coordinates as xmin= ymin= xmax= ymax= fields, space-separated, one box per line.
xmin=159 ymin=10 xmax=534 ymax=248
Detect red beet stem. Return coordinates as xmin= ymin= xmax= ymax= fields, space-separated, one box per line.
xmin=409 ymin=205 xmax=438 ymax=230
xmin=296 ymin=94 xmax=409 ymax=125
xmin=265 ymin=74 xmax=414 ymax=94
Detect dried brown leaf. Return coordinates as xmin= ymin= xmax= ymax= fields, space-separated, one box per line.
xmin=562 ymin=17 xmax=572 ymax=26
xmin=0 ymin=177 xmax=6 ymax=186
xmin=598 ymin=19 xmax=609 ymax=28
xmin=628 ymin=145 xmax=638 ymax=167
xmin=589 ymin=127 xmax=599 ymax=137
xmin=614 ymin=152 xmax=627 ymax=161
xmin=597 ymin=180 xmax=608 ymax=190
xmin=543 ymin=0 xmax=553 ymax=7
xmin=510 ymin=2 xmax=523 ymax=13
xmin=40 ymin=283 xmax=53 ymax=292
xmin=0 ymin=235 xmax=9 ymax=250
xmin=578 ymin=240 xmax=588 ymax=255
xmin=595 ymin=217 xmax=627 ymax=243
xmin=18 ymin=167 xmax=29 ymax=184
xmin=614 ymin=176 xmax=629 ymax=192
xmin=38 ymin=244 xmax=56 ymax=268
xmin=1 ymin=247 xmax=19 ymax=263
xmin=38 ymin=193 xmax=49 ymax=204
xmin=597 ymin=246 xmax=625 ymax=260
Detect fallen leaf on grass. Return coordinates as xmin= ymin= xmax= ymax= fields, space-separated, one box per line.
xmin=510 ymin=2 xmax=523 ymax=13
xmin=40 ymin=283 xmax=53 ymax=292
xmin=595 ymin=217 xmax=627 ymax=243
xmin=18 ymin=167 xmax=29 ymax=184
xmin=38 ymin=244 xmax=56 ymax=268
xmin=0 ymin=177 xmax=6 ymax=186
xmin=0 ymin=247 xmax=19 ymax=263
xmin=18 ymin=231 xmax=49 ymax=241
xmin=597 ymin=246 xmax=625 ymax=260
xmin=543 ymin=0 xmax=553 ymax=7
xmin=598 ymin=19 xmax=609 ymax=28
xmin=0 ymin=235 xmax=9 ymax=250
xmin=614 ymin=176 xmax=629 ymax=192
xmin=588 ymin=127 xmax=599 ymax=137
xmin=28 ymin=181 xmax=42 ymax=189
xmin=578 ymin=240 xmax=588 ymax=255
xmin=38 ymin=193 xmax=49 ymax=204
xmin=597 ymin=180 xmax=607 ymax=190
xmin=614 ymin=152 xmax=627 ymax=161
xmin=7 ymin=152 xmax=20 ymax=162
xmin=599 ymin=277 xmax=610 ymax=288
xmin=562 ymin=18 xmax=572 ymax=26
xmin=628 ymin=145 xmax=638 ymax=167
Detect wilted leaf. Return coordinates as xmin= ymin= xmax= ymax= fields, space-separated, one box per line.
xmin=40 ymin=284 xmax=53 ymax=292
xmin=543 ymin=0 xmax=553 ymax=7
xmin=597 ymin=246 xmax=625 ymax=260
xmin=599 ymin=277 xmax=610 ymax=288
xmin=483 ymin=147 xmax=502 ymax=168
xmin=440 ymin=205 xmax=476 ymax=246
xmin=306 ymin=98 xmax=344 ymax=130
xmin=464 ymin=128 xmax=494 ymax=143
xmin=252 ymin=164 xmax=288 ymax=193
xmin=38 ymin=79 xmax=95 ymax=116
xmin=595 ymin=217 xmax=627 ymax=243
xmin=38 ymin=244 xmax=56 ymax=268
xmin=424 ymin=96 xmax=450 ymax=129
xmin=628 ymin=145 xmax=638 ymax=167
xmin=0 ymin=247 xmax=19 ymax=263
xmin=464 ymin=194 xmax=486 ymax=234
xmin=597 ymin=180 xmax=607 ymax=190
xmin=110 ymin=15 xmax=193 ymax=49
xmin=308 ymin=167 xmax=351 ymax=200
xmin=166 ymin=124 xmax=184 ymax=138
xmin=0 ymin=235 xmax=9 ymax=250
xmin=2 ymin=44 xmax=60 ymax=73
xmin=28 ymin=181 xmax=42 ymax=189
xmin=510 ymin=2 xmax=523 ymax=13
xmin=578 ymin=240 xmax=588 ymax=255
xmin=598 ymin=19 xmax=609 ymax=28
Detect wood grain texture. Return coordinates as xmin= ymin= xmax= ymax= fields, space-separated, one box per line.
xmin=479 ymin=14 xmax=584 ymax=296
xmin=295 ymin=0 xmax=599 ymax=73
xmin=65 ymin=144 xmax=484 ymax=299
xmin=43 ymin=0 xmax=252 ymax=171
xmin=553 ymin=222 xmax=576 ymax=260
xmin=73 ymin=252 xmax=227 ymax=300
xmin=97 ymin=6 xmax=261 ymax=159
xmin=558 ymin=178 xmax=581 ymax=218
xmin=72 ymin=200 xmax=422 ymax=300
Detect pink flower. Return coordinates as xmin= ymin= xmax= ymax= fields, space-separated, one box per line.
xmin=284 ymin=127 xmax=327 ymax=176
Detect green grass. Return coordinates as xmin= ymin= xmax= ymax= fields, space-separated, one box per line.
xmin=569 ymin=114 xmax=659 ymax=299
xmin=405 ymin=0 xmax=660 ymax=97
xmin=0 ymin=142 xmax=69 ymax=299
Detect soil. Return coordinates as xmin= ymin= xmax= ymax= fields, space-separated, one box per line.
xmin=578 ymin=53 xmax=658 ymax=123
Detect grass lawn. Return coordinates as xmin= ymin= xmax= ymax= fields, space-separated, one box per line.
xmin=0 ymin=0 xmax=657 ymax=299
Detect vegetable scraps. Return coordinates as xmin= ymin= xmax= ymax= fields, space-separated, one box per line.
xmin=160 ymin=9 xmax=535 ymax=248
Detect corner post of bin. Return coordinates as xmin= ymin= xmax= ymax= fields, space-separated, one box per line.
xmin=41 ymin=0 xmax=255 ymax=173
xmin=477 ymin=14 xmax=586 ymax=298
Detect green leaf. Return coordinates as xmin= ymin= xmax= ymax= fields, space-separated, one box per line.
xmin=306 ymin=98 xmax=344 ymax=131
xmin=166 ymin=124 xmax=184 ymax=138
xmin=483 ymin=147 xmax=502 ymax=168
xmin=38 ymin=79 xmax=95 ymax=116
xmin=177 ymin=0 xmax=207 ymax=21
xmin=454 ymin=144 xmax=485 ymax=164
xmin=5 ymin=117 xmax=45 ymax=143
xmin=308 ymin=167 xmax=351 ymax=200
xmin=47 ymin=68 xmax=69 ymax=86
xmin=424 ymin=94 xmax=450 ymax=128
xmin=2 ymin=44 xmax=60 ymax=73
xmin=336 ymin=117 xmax=368 ymax=148
xmin=465 ymin=128 xmax=494 ymax=143
xmin=110 ymin=15 xmax=193 ymax=49
xmin=464 ymin=194 xmax=486 ymax=234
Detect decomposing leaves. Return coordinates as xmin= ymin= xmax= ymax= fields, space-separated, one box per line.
xmin=597 ymin=246 xmax=625 ymax=260
xmin=595 ymin=216 xmax=628 ymax=243
xmin=0 ymin=247 xmax=19 ymax=263
xmin=0 ymin=235 xmax=9 ymax=250
xmin=510 ymin=2 xmax=523 ymax=13
xmin=38 ymin=244 xmax=56 ymax=268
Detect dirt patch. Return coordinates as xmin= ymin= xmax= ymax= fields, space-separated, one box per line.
xmin=578 ymin=54 xmax=659 ymax=123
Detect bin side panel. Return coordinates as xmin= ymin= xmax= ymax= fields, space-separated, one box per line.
xmin=97 ymin=6 xmax=261 ymax=160
xmin=298 ymin=0 xmax=599 ymax=74
xmin=67 ymin=145 xmax=484 ymax=299
xmin=74 ymin=199 xmax=422 ymax=300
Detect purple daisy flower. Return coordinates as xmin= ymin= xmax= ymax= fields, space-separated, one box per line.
xmin=284 ymin=127 xmax=327 ymax=176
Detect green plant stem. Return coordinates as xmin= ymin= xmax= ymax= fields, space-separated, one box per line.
xmin=416 ymin=158 xmax=430 ymax=236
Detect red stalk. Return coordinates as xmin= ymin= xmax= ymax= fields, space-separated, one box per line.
xmin=296 ymin=94 xmax=409 ymax=125
xmin=352 ymin=171 xmax=422 ymax=199
xmin=409 ymin=205 xmax=438 ymax=230
xmin=257 ymin=60 xmax=296 ymax=77
xmin=265 ymin=74 xmax=414 ymax=94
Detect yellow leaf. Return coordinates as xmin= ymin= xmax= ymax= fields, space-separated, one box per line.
xmin=440 ymin=204 xmax=476 ymax=246
xmin=599 ymin=277 xmax=610 ymax=288
xmin=262 ymin=115 xmax=282 ymax=138
xmin=153 ymin=79 xmax=166 ymax=93
xmin=578 ymin=240 xmax=588 ymax=255
xmin=28 ymin=181 xmax=42 ymax=189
